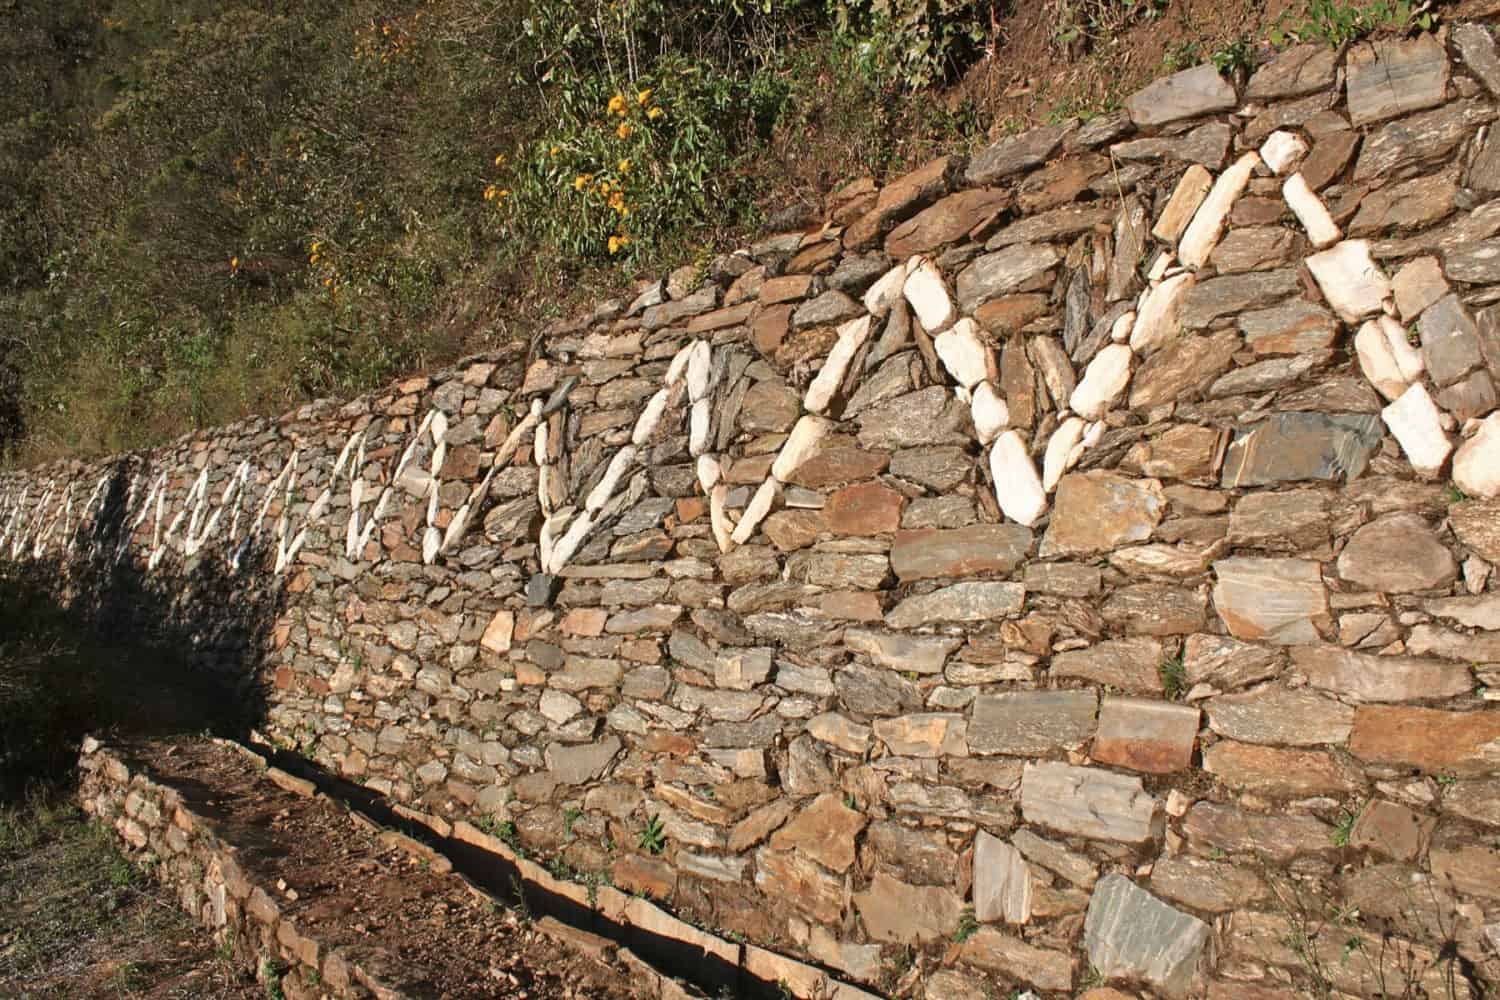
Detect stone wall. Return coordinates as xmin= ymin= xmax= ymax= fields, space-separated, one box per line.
xmin=11 ymin=22 xmax=1500 ymax=998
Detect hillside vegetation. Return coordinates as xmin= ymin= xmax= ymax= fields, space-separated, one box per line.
xmin=0 ymin=0 xmax=1308 ymax=463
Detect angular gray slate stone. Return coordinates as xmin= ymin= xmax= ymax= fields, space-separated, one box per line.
xmin=1220 ymin=412 xmax=1382 ymax=487
xmin=1084 ymin=874 xmax=1209 ymax=999
xmin=1211 ymin=557 xmax=1328 ymax=645
xmin=1180 ymin=269 xmax=1300 ymax=330
xmin=1245 ymin=43 xmax=1339 ymax=100
xmin=1354 ymin=99 xmax=1498 ymax=182
xmin=1420 ymin=294 xmax=1483 ymax=386
xmin=1205 ymin=686 xmax=1353 ymax=746
xmin=1020 ymin=761 xmax=1161 ymax=843
xmin=956 ymin=244 xmax=1063 ymax=312
xmin=886 ymin=582 xmax=1025 ymax=628
xmin=1455 ymin=22 xmax=1500 ymax=97
xmin=965 ymin=120 xmax=1076 ymax=186
xmin=1111 ymin=122 xmax=1232 ymax=168
xmin=969 ymin=690 xmax=1098 ymax=755
xmin=1336 ymin=512 xmax=1457 ymax=593
xmin=973 ymin=830 xmax=1031 ymax=924
xmin=845 ymin=628 xmax=960 ymax=674
xmin=1345 ymin=34 xmax=1449 ymax=126
xmin=544 ymin=735 xmax=622 ymax=784
xmin=1125 ymin=64 xmax=1237 ymax=127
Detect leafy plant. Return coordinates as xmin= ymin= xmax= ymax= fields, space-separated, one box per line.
xmin=1269 ymin=0 xmax=1436 ymax=48
xmin=1211 ymin=36 xmax=1255 ymax=76
xmin=1331 ymin=808 xmax=1356 ymax=847
xmin=952 ymin=906 xmax=979 ymax=943
xmin=1159 ymin=653 xmax=1187 ymax=700
xmin=638 ymin=813 xmax=666 ymax=855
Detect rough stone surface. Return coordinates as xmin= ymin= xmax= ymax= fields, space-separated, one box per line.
xmin=969 ymin=691 xmax=1098 ymax=755
xmin=1020 ymin=762 xmax=1161 ymax=843
xmin=1336 ymin=513 xmax=1458 ymax=592
xmin=1084 ymin=875 xmax=1210 ymax=999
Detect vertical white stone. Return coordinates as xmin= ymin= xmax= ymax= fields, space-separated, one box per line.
xmin=1070 ymin=344 xmax=1134 ymax=421
xmin=1178 ymin=152 xmax=1260 ymax=269
xmin=689 ymin=398 xmax=713 ymax=457
xmin=773 ymin=415 xmax=833 ymax=483
xmin=1382 ymin=383 xmax=1453 ymax=479
xmin=1354 ymin=320 xmax=1408 ymax=401
xmin=863 ymin=259 xmax=911 ymax=316
xmin=804 ymin=315 xmax=873 ymax=414
xmin=1306 ymin=240 xmax=1391 ymax=324
xmin=902 ymin=257 xmax=955 ymax=333
xmin=1260 ymin=130 xmax=1309 ymax=175
xmin=1043 ymin=417 xmax=1088 ymax=492
xmin=632 ymin=388 xmax=671 ymax=446
xmin=971 ymin=381 xmax=1010 ymax=446
xmin=1282 ymin=172 xmax=1341 ymax=248
xmin=730 ymin=477 xmax=779 ymax=545
xmin=933 ymin=318 xmax=992 ymax=389
xmin=1129 ymin=272 xmax=1196 ymax=356
xmin=989 ymin=431 xmax=1048 ymax=527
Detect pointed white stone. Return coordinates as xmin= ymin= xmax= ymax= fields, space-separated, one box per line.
xmin=1129 ymin=272 xmax=1196 ymax=355
xmin=696 ymin=454 xmax=722 ymax=493
xmin=689 ymin=398 xmax=713 ymax=457
xmin=666 ymin=342 xmax=694 ymax=386
xmin=1178 ymin=152 xmax=1261 ymax=269
xmin=1283 ymin=172 xmax=1341 ymax=248
xmin=533 ymin=420 xmax=549 ymax=467
xmin=548 ymin=511 xmax=594 ymax=573
xmin=933 ymin=318 xmax=992 ymax=389
xmin=1043 ymin=417 xmax=1088 ymax=491
xmin=731 ymin=477 xmax=779 ymax=545
xmin=1146 ymin=252 xmax=1174 ymax=282
xmin=1260 ymin=130 xmax=1308 ymax=175
xmin=1383 ymin=383 xmax=1453 ymax=479
xmin=431 ymin=409 xmax=450 ymax=445
xmin=586 ymin=445 xmax=636 ymax=513
xmin=1083 ymin=421 xmax=1107 ymax=448
xmin=1379 ymin=314 xmax=1425 ymax=383
xmin=1354 ymin=320 xmax=1409 ymax=401
xmin=632 ymin=388 xmax=670 ymax=445
xmin=804 ymin=314 xmax=873 ymax=413
xmin=1454 ymin=412 xmax=1500 ymax=498
xmin=903 ymin=257 xmax=954 ymax=333
xmin=422 ymin=524 xmax=441 ymax=564
xmin=863 ymin=260 xmax=911 ymax=316
xmin=971 ymin=381 xmax=1010 ymax=446
xmin=773 ymin=415 xmax=833 ymax=482
xmin=1306 ymin=240 xmax=1391 ymax=324
xmin=687 ymin=339 xmax=714 ymax=402
xmin=1110 ymin=311 xmax=1136 ymax=343
xmin=709 ymin=485 xmax=734 ymax=552
xmin=989 ymin=431 xmax=1047 ymax=527
xmin=1071 ymin=343 xmax=1133 ymax=421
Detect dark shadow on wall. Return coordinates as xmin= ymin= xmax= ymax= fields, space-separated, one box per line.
xmin=0 ymin=459 xmax=284 ymax=801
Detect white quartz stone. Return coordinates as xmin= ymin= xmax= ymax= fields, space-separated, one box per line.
xmin=1282 ymin=172 xmax=1341 ymax=248
xmin=1260 ymin=130 xmax=1309 ymax=175
xmin=689 ymin=398 xmax=713 ymax=457
xmin=1354 ymin=319 xmax=1409 ymax=401
xmin=772 ymin=415 xmax=833 ymax=482
xmin=804 ymin=314 xmax=873 ymax=414
xmin=585 ymin=445 xmax=636 ymax=512
xmin=731 ymin=477 xmax=779 ymax=545
xmin=665 ymin=342 xmax=694 ymax=386
xmin=1379 ymin=314 xmax=1426 ymax=384
xmin=1043 ymin=417 xmax=1088 ymax=491
xmin=1110 ymin=311 xmax=1136 ymax=343
xmin=709 ymin=484 xmax=734 ymax=552
xmin=1129 ymin=272 xmax=1196 ymax=355
xmin=548 ymin=510 xmax=595 ymax=573
xmin=1306 ymin=240 xmax=1391 ymax=324
xmin=1146 ymin=252 xmax=1174 ymax=282
xmin=902 ymin=256 xmax=955 ymax=333
xmin=1454 ymin=412 xmax=1500 ymax=498
xmin=1071 ymin=343 xmax=1133 ymax=421
xmin=533 ymin=420 xmax=549 ymax=467
xmin=687 ymin=339 xmax=714 ymax=402
xmin=989 ymin=430 xmax=1048 ymax=527
xmin=971 ymin=381 xmax=1010 ymax=445
xmin=1382 ymin=383 xmax=1453 ymax=479
xmin=632 ymin=388 xmax=671 ymax=445
xmin=696 ymin=454 xmax=722 ymax=493
xmin=933 ymin=318 xmax=992 ymax=389
xmin=1178 ymin=152 xmax=1261 ymax=269
xmin=863 ymin=259 xmax=912 ymax=316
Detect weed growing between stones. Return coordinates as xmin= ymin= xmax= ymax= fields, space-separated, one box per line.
xmin=637 ymin=814 xmax=667 ymax=855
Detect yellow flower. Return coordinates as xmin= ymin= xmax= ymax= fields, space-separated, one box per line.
xmin=573 ymin=173 xmax=593 ymax=191
xmin=597 ymin=179 xmax=610 ymax=195
xmin=608 ymin=235 xmax=621 ymax=255
xmin=608 ymin=190 xmax=626 ymax=212
xmin=607 ymin=93 xmax=627 ymax=116
xmin=483 ymin=183 xmax=498 ymax=201
xmin=230 ymin=256 xmax=239 ymax=270
xmin=549 ymin=145 xmax=561 ymax=157
xmin=637 ymin=88 xmax=652 ymax=106
xmin=616 ymin=122 xmax=633 ymax=140
xmin=493 ymin=153 xmax=506 ymax=167
xmin=647 ymin=106 xmax=663 ymax=120
xmin=617 ymin=158 xmax=631 ymax=173
xmin=323 ymin=276 xmax=333 ymax=287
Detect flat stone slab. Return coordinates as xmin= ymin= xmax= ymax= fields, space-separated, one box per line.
xmin=1346 ymin=34 xmax=1449 ymax=126
xmin=890 ymin=524 xmax=1031 ymax=581
xmin=1040 ymin=473 xmax=1165 ymax=558
xmin=1050 ymin=637 xmax=1165 ymax=694
xmin=1020 ymin=761 xmax=1161 ymax=843
xmin=1092 ymin=697 xmax=1200 ymax=774
xmin=969 ymin=690 xmax=1098 ymax=755
xmin=973 ymin=831 xmax=1031 ymax=924
xmin=1220 ymin=412 xmax=1382 ymax=487
xmin=1211 ymin=557 xmax=1329 ymax=644
xmin=1350 ymin=705 xmax=1500 ymax=776
xmin=1084 ymin=874 xmax=1210 ymax=999
xmin=886 ymin=581 xmax=1025 ymax=628
xmin=1205 ymin=686 xmax=1354 ymax=746
xmin=1336 ymin=512 xmax=1458 ymax=592
xmin=1125 ymin=64 xmax=1237 ymax=126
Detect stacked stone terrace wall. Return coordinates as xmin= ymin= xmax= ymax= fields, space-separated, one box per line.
xmin=10 ymin=22 xmax=1500 ymax=999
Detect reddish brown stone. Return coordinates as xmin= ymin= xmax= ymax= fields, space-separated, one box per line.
xmin=760 ymin=274 xmax=814 ymax=305
xmin=686 ymin=301 xmax=756 ymax=334
xmin=1349 ymin=799 xmax=1434 ymax=861
xmin=843 ymin=155 xmax=959 ymax=250
xmin=1202 ymin=741 xmax=1361 ymax=798
xmin=613 ymin=854 xmax=678 ymax=899
xmin=884 ymin=188 xmax=1010 ymax=258
xmin=817 ymin=590 xmax=883 ymax=621
xmin=787 ymin=239 xmax=841 ymax=274
xmin=823 ymin=481 xmax=905 ymax=535
xmin=1092 ymin=697 xmax=1200 ymax=774
xmin=784 ymin=445 xmax=889 ymax=489
xmin=769 ymin=792 xmax=868 ymax=872
xmin=763 ymin=509 xmax=822 ymax=551
xmin=1350 ymin=706 xmax=1500 ymax=776
xmin=751 ymin=304 xmax=793 ymax=358
xmin=889 ymin=524 xmax=1031 ymax=581
xmin=974 ymin=294 xmax=1050 ymax=335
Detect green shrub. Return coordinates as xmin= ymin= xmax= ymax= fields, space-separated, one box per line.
xmin=1269 ymin=0 xmax=1436 ymax=48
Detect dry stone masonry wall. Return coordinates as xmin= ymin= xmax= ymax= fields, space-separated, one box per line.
xmin=11 ymin=22 xmax=1500 ymax=999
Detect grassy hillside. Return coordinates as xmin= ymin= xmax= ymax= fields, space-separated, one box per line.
xmin=0 ymin=0 xmax=1327 ymax=464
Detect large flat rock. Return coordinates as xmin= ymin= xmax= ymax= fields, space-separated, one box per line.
xmin=1125 ymin=64 xmax=1237 ymax=126
xmin=1084 ymin=874 xmax=1210 ymax=999
xmin=1020 ymin=762 xmax=1161 ymax=843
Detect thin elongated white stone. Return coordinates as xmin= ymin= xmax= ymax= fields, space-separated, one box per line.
xmin=772 ymin=415 xmax=833 ymax=482
xmin=903 ymin=257 xmax=955 ymax=332
xmin=1129 ymin=273 xmax=1195 ymax=355
xmin=665 ymin=342 xmax=693 ymax=386
xmin=1283 ymin=173 xmax=1341 ymax=248
xmin=1178 ymin=152 xmax=1260 ymax=269
xmin=731 ymin=477 xmax=779 ymax=545
xmin=990 ymin=430 xmax=1047 ymax=526
xmin=533 ymin=420 xmax=549 ymax=467
xmin=1110 ymin=311 xmax=1136 ymax=343
xmin=1382 ymin=383 xmax=1453 ymax=478
xmin=1355 ymin=320 xmax=1409 ymax=400
xmin=632 ymin=388 xmax=670 ymax=445
xmin=696 ymin=454 xmax=722 ymax=493
xmin=709 ymin=485 xmax=733 ymax=551
xmin=430 ymin=409 xmax=449 ymax=446
xmin=548 ymin=511 xmax=595 ymax=573
xmin=1306 ymin=240 xmax=1391 ymax=324
xmin=1379 ymin=314 xmax=1425 ymax=383
xmin=933 ymin=318 xmax=992 ymax=389
xmin=863 ymin=260 xmax=912 ymax=316
xmin=421 ymin=525 xmax=441 ymax=564
xmin=689 ymin=398 xmax=713 ymax=457
xmin=687 ymin=339 xmax=713 ymax=402
xmin=1071 ymin=343 xmax=1133 ymax=420
xmin=1043 ymin=417 xmax=1088 ymax=491
xmin=971 ymin=381 xmax=1010 ymax=445
xmin=1260 ymin=130 xmax=1308 ymax=175
xmin=805 ymin=315 xmax=873 ymax=414
xmin=586 ymin=445 xmax=636 ymax=513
